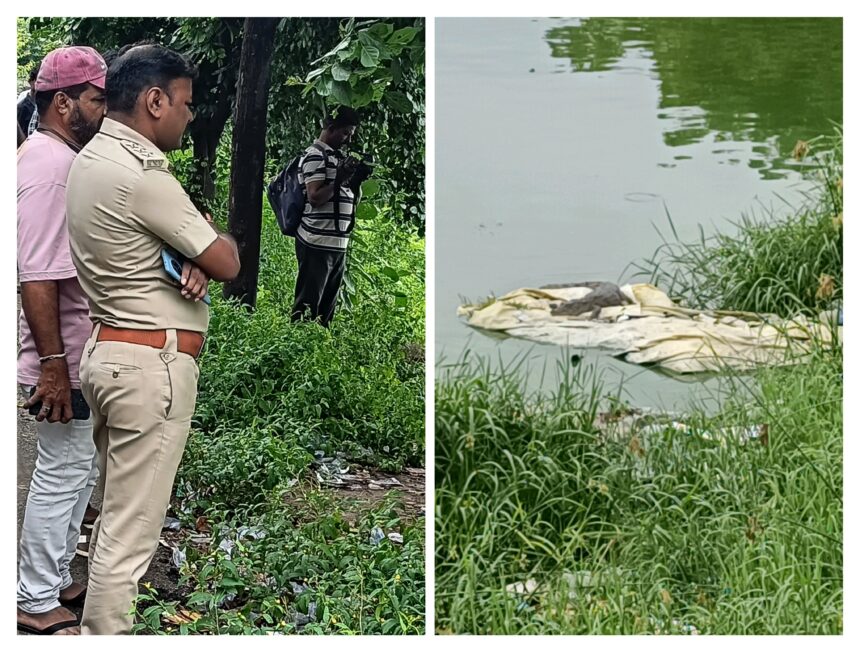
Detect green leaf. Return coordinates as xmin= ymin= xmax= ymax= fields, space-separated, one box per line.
xmin=359 ymin=44 xmax=380 ymax=68
xmin=390 ymin=27 xmax=418 ymax=46
xmin=385 ymin=91 xmax=413 ymax=113
xmin=305 ymin=67 xmax=325 ymax=82
xmin=381 ymin=267 xmax=400 ymax=281
xmin=356 ymin=202 xmax=378 ymax=220
xmin=390 ymin=58 xmax=402 ymax=84
xmin=315 ymin=77 xmax=333 ymax=97
xmin=310 ymin=37 xmax=351 ymax=65
xmin=368 ymin=23 xmax=394 ymax=40
xmin=186 ymin=592 xmax=215 ymax=606
xmin=331 ymin=62 xmax=351 ymax=81
xmin=361 ymin=179 xmax=381 ymax=198
xmin=331 ymin=80 xmax=352 ymax=106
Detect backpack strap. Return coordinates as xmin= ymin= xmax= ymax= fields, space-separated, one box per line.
xmin=305 ymin=143 xmax=348 ymax=236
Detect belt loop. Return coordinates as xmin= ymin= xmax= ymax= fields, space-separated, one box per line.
xmin=88 ymin=322 xmax=102 ymax=355
xmin=164 ymin=328 xmax=179 ymax=353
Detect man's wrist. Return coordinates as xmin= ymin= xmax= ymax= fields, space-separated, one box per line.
xmin=39 ymin=352 xmax=67 ymax=364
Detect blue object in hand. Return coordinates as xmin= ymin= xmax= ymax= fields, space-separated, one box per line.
xmin=162 ymin=247 xmax=211 ymax=305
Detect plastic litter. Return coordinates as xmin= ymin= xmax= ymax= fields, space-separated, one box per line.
xmin=315 ymin=455 xmax=352 ymax=487
xmin=290 ymin=581 xmax=309 ymax=596
xmin=387 ymin=532 xmax=404 ymax=545
xmin=163 ymin=516 xmax=181 ymax=531
xmin=595 ymin=408 xmax=769 ymax=447
xmin=171 ymin=546 xmax=186 ymax=569
xmin=236 ymin=526 xmax=267 ymax=541
xmin=312 ymin=455 xmax=413 ymax=494
xmin=506 ymin=568 xmax=627 ymax=599
xmin=218 ymin=537 xmax=235 ymax=559
xmin=294 ymin=602 xmax=317 ymax=627
xmin=370 ymin=526 xmax=386 ymax=546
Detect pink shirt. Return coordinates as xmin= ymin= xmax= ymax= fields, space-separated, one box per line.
xmin=17 ymin=132 xmax=91 ymax=389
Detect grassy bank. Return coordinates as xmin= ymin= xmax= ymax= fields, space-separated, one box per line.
xmin=435 ymin=135 xmax=842 ymax=634
xmin=436 ymin=348 xmax=841 ymax=634
xmin=633 ymin=130 xmax=842 ymax=317
xmin=133 ymin=201 xmax=426 ymax=634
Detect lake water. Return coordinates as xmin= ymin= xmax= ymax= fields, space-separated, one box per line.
xmin=435 ymin=17 xmax=842 ymax=411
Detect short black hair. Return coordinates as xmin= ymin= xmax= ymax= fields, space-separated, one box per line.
xmin=323 ymin=106 xmax=361 ymax=129
xmin=104 ymin=40 xmax=159 ymax=68
xmin=28 ymin=67 xmax=39 ymax=83
xmin=34 ymin=83 xmax=91 ymax=115
xmin=102 ymin=49 xmax=118 ymax=67
xmin=106 ymin=44 xmax=197 ymax=114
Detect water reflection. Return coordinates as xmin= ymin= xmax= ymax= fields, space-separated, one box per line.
xmin=544 ymin=17 xmax=842 ymax=179
xmin=436 ymin=17 xmax=842 ymax=410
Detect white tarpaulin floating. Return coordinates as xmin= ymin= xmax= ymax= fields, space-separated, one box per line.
xmin=458 ymin=283 xmax=841 ymax=374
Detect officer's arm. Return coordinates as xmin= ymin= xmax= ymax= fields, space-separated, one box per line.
xmin=130 ymin=170 xmax=240 ymax=282
xmin=192 ymin=229 xmax=240 ymax=282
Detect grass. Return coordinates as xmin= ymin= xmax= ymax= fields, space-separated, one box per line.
xmin=435 ymin=348 xmax=841 ymax=634
xmin=629 ymin=129 xmax=842 ymax=317
xmin=182 ymin=202 xmax=425 ymax=506
xmin=436 ymin=130 xmax=842 ymax=634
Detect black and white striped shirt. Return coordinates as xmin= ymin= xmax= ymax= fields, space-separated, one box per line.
xmin=296 ymin=140 xmax=355 ymax=252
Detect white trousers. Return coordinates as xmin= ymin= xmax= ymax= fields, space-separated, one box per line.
xmin=17 ymin=386 xmax=98 ymax=613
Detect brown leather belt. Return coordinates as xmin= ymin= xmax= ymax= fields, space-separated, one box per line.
xmin=96 ymin=325 xmax=205 ymax=359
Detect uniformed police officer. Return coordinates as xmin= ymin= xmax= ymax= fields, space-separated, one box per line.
xmin=66 ymin=44 xmax=240 ymax=635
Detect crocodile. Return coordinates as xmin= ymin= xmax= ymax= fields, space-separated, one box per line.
xmin=543 ymin=281 xmax=632 ymax=319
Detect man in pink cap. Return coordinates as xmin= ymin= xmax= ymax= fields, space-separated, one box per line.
xmin=17 ymin=45 xmax=107 ymax=636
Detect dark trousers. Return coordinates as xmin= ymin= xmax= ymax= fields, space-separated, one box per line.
xmin=291 ymin=239 xmax=346 ymax=327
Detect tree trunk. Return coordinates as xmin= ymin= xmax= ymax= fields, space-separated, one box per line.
xmin=188 ymin=72 xmax=238 ymax=210
xmin=222 ymin=18 xmax=279 ymax=309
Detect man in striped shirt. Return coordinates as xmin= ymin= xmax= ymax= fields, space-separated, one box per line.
xmin=292 ymin=107 xmax=363 ymax=327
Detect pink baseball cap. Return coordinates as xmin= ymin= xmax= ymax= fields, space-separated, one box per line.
xmin=35 ymin=46 xmax=107 ymax=92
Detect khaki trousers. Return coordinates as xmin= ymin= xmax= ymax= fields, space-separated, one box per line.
xmin=78 ymin=325 xmax=199 ymax=635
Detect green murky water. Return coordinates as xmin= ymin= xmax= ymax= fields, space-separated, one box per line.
xmin=436 ymin=17 xmax=842 ymax=410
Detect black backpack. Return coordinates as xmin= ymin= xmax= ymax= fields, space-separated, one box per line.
xmin=267 ymin=143 xmax=331 ymax=237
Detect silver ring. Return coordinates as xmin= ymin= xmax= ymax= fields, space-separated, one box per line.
xmin=41 ymin=404 xmax=51 ymax=411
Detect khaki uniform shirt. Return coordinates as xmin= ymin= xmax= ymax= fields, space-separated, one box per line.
xmin=67 ymin=118 xmax=217 ymax=332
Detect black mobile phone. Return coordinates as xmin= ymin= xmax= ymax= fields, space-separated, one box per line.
xmin=28 ymin=387 xmax=91 ymax=420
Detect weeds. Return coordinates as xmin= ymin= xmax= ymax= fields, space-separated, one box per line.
xmin=134 ymin=493 xmax=425 ymax=635
xmin=629 ymin=129 xmax=842 ymax=317
xmin=146 ymin=184 xmax=425 ymax=632
xmin=435 ymin=349 xmax=841 ymax=634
